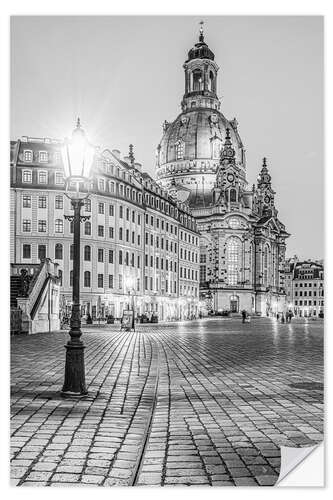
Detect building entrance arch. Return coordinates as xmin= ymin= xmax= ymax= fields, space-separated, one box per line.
xmin=230 ymin=295 xmax=239 ymax=313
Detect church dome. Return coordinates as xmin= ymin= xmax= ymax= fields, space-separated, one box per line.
xmin=155 ymin=27 xmax=246 ymax=207
xmin=156 ymin=107 xmax=245 ymax=207
xmin=157 ymin=108 xmax=243 ymax=166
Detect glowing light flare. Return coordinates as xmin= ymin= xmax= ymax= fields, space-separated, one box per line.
xmin=61 ymin=120 xmax=95 ymax=181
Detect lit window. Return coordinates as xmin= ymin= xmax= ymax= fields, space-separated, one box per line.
xmin=227 ymin=237 xmax=241 ymax=285
xmin=55 ymin=219 xmax=63 ymax=233
xmin=23 ymin=150 xmax=33 ymax=162
xmin=22 ymin=170 xmax=32 ymax=183
xmin=38 ymin=171 xmax=48 ymax=184
xmin=38 ymin=196 xmax=47 ymax=208
xmin=84 ymin=198 xmax=91 ymax=212
xmin=39 ymin=151 xmax=48 ymax=163
xmin=55 ymin=195 xmax=63 ymax=209
xmin=22 ymin=219 xmax=31 ymax=232
xmin=22 ymin=195 xmax=31 ymax=208
xmin=38 ymin=220 xmax=47 ymax=232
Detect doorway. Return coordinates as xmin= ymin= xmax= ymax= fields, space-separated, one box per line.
xmin=230 ymin=296 xmax=239 ymax=313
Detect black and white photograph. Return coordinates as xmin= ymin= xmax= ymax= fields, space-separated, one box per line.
xmin=8 ymin=13 xmax=324 ymax=488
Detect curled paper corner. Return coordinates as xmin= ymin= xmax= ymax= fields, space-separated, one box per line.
xmin=276 ymin=442 xmax=324 ymax=487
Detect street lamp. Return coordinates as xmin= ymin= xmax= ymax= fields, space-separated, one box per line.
xmin=61 ymin=119 xmax=95 ymax=397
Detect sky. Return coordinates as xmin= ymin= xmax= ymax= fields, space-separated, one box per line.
xmin=10 ymin=16 xmax=324 ymax=259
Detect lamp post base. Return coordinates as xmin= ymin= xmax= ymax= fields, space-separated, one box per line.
xmin=61 ymin=342 xmax=88 ymax=397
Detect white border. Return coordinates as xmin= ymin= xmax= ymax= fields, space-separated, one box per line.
xmin=1 ymin=1 xmax=331 ymax=499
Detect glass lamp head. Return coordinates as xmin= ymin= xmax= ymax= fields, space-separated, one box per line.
xmin=61 ymin=119 xmax=95 ymax=182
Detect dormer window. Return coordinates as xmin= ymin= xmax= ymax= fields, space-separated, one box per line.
xmin=23 ymin=150 xmax=33 ymax=162
xmin=39 ymin=151 xmax=48 ymax=163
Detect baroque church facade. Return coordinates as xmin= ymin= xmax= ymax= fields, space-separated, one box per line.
xmin=156 ymin=26 xmax=290 ymax=315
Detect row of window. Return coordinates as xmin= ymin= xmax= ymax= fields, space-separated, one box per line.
xmin=144 ymin=254 xmax=178 ymax=272
xmin=22 ymin=170 xmax=64 ymax=184
xmin=61 ymin=271 xmax=126 ymax=290
xmin=144 ymin=276 xmax=176 ymax=294
xmin=180 ymin=248 xmax=198 ymax=263
xmin=294 ymin=282 xmax=323 ymax=288
xmin=22 ymin=244 xmax=197 ymax=280
xmin=20 ymin=195 xmax=197 ymax=245
xmin=294 ymin=300 xmax=324 ymax=306
xmin=294 ymin=290 xmax=324 ymax=297
xmin=180 ymin=267 xmax=198 ymax=281
xmin=22 ymin=150 xmax=55 ymax=163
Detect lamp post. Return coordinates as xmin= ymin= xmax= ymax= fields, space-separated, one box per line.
xmin=61 ymin=119 xmax=95 ymax=397
xmin=125 ymin=276 xmax=136 ymax=331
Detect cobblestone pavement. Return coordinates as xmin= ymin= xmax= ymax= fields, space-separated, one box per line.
xmin=10 ymin=318 xmax=324 ymax=487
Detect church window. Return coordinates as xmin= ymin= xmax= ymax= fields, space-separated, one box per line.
xmin=208 ymin=71 xmax=215 ymax=92
xmin=230 ymin=189 xmax=237 ymax=202
xmin=226 ymin=237 xmax=242 ymax=286
xmin=175 ymin=140 xmax=185 ymax=160
xmin=192 ymin=69 xmax=203 ymax=91
xmin=263 ymin=245 xmax=270 ymax=286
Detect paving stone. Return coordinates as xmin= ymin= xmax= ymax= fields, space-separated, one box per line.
xmin=10 ymin=320 xmax=323 ymax=487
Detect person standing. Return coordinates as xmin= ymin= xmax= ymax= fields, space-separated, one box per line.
xmin=241 ymin=310 xmax=247 ymax=323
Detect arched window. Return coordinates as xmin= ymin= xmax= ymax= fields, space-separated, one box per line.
xmin=55 ymin=243 xmax=63 ymax=260
xmin=208 ymin=70 xmax=215 ymax=92
xmin=84 ymin=271 xmax=91 ymax=287
xmin=84 ymin=245 xmax=91 ymax=261
xmin=263 ymin=245 xmax=270 ymax=286
xmin=212 ymin=139 xmax=221 ymax=159
xmin=230 ymin=189 xmax=237 ymax=202
xmin=175 ymin=140 xmax=185 ymax=160
xmin=84 ymin=221 xmax=91 ymax=235
xmin=249 ymin=243 xmax=254 ymax=285
xmin=226 ymin=237 xmax=242 ymax=286
xmin=192 ymin=69 xmax=203 ymax=91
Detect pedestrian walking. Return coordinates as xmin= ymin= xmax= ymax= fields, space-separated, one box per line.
xmin=281 ymin=313 xmax=285 ymax=324
xmin=241 ymin=310 xmax=247 ymax=323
